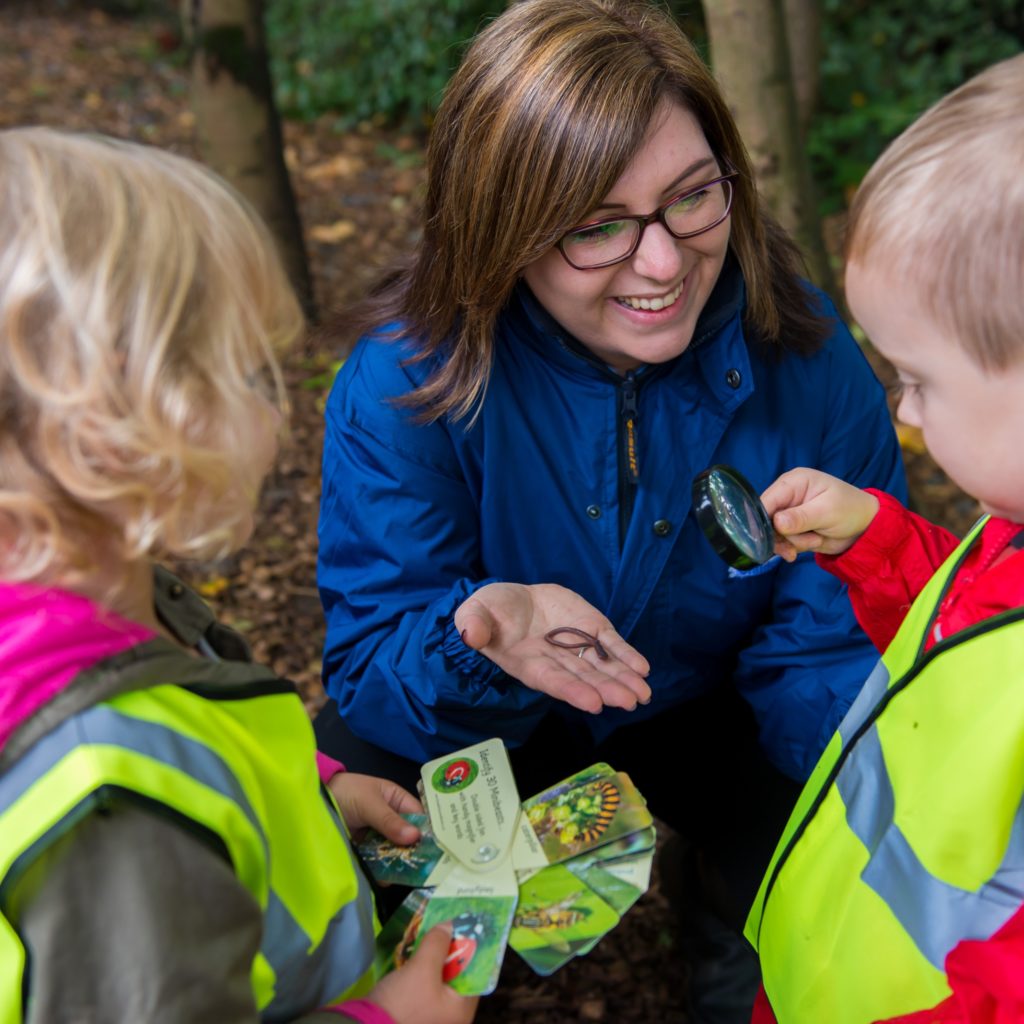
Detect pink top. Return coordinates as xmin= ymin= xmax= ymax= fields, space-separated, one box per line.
xmin=0 ymin=582 xmax=154 ymax=752
xmin=325 ymin=998 xmax=395 ymax=1023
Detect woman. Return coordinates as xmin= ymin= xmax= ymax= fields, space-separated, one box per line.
xmin=316 ymin=1 xmax=905 ymax=1017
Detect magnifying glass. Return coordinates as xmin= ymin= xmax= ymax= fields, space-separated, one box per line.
xmin=691 ymin=464 xmax=775 ymax=569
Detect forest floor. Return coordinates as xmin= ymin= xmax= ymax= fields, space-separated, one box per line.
xmin=0 ymin=3 xmax=980 ymax=1021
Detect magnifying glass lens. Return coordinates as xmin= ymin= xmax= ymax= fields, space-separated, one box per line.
xmin=692 ymin=465 xmax=774 ymax=569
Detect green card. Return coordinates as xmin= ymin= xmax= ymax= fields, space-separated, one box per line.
xmin=523 ymin=770 xmax=653 ymax=864
xmin=508 ymin=863 xmax=620 ymax=975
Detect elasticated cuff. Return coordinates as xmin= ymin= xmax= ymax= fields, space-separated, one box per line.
xmin=316 ymin=751 xmax=346 ymax=785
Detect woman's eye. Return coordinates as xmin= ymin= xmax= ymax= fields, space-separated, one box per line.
xmin=567 ymin=220 xmax=628 ymax=244
xmin=669 ymin=188 xmax=708 ymax=213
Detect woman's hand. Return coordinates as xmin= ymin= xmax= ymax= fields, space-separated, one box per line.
xmin=366 ymin=923 xmax=479 ymax=1024
xmin=761 ymin=468 xmax=879 ymax=562
xmin=327 ymin=772 xmax=423 ymax=845
xmin=454 ymin=582 xmax=651 ymax=714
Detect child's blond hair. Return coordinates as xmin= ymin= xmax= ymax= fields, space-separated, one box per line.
xmin=845 ymin=53 xmax=1024 ymax=371
xmin=0 ymin=128 xmax=304 ymax=597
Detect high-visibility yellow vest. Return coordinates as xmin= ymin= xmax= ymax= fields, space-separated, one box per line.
xmin=0 ymin=650 xmax=379 ymax=1023
xmin=747 ymin=519 xmax=1024 ymax=1022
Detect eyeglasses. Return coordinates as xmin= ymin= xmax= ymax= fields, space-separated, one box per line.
xmin=557 ymin=171 xmax=737 ymax=270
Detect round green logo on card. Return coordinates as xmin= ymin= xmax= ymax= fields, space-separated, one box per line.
xmin=431 ymin=756 xmax=478 ymax=793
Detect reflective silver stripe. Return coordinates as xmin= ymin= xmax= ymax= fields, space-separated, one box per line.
xmin=261 ymin=868 xmax=377 ymax=1019
xmin=837 ymin=719 xmax=1024 ymax=968
xmin=1 ymin=701 xmax=372 ymax=1012
xmin=0 ymin=704 xmax=266 ymax=853
xmin=837 ymin=658 xmax=890 ymax=744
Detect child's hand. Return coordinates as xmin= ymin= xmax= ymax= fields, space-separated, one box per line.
xmin=328 ymin=772 xmax=423 ymax=845
xmin=761 ymin=468 xmax=879 ymax=562
xmin=367 ymin=922 xmax=480 ymax=1024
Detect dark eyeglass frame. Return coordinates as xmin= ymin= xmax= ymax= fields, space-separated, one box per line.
xmin=556 ymin=170 xmax=739 ymax=271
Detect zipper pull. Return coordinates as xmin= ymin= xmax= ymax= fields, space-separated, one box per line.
xmin=622 ymin=373 xmax=640 ymax=482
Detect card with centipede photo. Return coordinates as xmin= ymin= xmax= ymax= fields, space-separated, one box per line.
xmin=521 ymin=769 xmax=653 ymax=865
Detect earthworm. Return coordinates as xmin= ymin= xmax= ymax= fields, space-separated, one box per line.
xmin=544 ymin=627 xmax=609 ymax=661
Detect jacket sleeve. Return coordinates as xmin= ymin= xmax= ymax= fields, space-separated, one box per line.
xmin=816 ymin=489 xmax=960 ymax=652
xmin=731 ymin=316 xmax=909 ymax=781
xmin=877 ymin=903 xmax=1024 ymax=1023
xmin=317 ymin=343 xmax=553 ymax=763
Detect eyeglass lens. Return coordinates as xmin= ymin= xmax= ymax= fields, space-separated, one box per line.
xmin=561 ymin=179 xmax=732 ymax=269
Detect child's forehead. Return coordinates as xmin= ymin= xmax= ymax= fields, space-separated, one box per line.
xmin=845 ymin=259 xmax=955 ymax=358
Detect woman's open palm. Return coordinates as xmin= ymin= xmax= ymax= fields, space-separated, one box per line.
xmin=454 ymin=583 xmax=651 ymax=713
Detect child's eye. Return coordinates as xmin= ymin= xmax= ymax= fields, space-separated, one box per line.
xmin=887 ymin=379 xmax=920 ymax=401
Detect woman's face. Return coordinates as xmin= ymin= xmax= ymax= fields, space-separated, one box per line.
xmin=522 ymin=100 xmax=731 ymax=373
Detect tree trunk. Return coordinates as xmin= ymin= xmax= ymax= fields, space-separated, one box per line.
xmin=183 ymin=0 xmax=315 ymax=319
xmin=783 ymin=0 xmax=821 ymax=140
xmin=703 ymin=0 xmax=836 ymax=297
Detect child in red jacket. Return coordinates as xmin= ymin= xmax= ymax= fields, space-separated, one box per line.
xmin=746 ymin=53 xmax=1024 ymax=1024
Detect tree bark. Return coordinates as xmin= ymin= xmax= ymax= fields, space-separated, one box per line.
xmin=783 ymin=0 xmax=821 ymax=140
xmin=704 ymin=0 xmax=836 ymax=297
xmin=183 ymin=0 xmax=315 ymax=318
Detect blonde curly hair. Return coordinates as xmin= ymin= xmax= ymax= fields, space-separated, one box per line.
xmin=0 ymin=128 xmax=304 ymax=599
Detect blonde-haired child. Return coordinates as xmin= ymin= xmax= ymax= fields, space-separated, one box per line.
xmin=743 ymin=53 xmax=1024 ymax=1024
xmin=0 ymin=127 xmax=476 ymax=1024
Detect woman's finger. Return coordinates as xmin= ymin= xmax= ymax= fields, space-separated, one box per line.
xmin=594 ymin=628 xmax=651 ymax=678
xmin=454 ymin=600 xmax=495 ymax=650
xmin=572 ymin=658 xmax=651 ymax=708
xmin=523 ymin=654 xmax=648 ymax=712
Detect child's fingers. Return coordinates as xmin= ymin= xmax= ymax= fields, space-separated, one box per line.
xmin=773 ymin=529 xmax=824 ymax=554
xmin=773 ymin=506 xmax=818 ymax=536
xmin=772 ymin=484 xmax=844 ymax=538
xmin=409 ymin=921 xmax=466 ymax=977
xmin=761 ymin=468 xmax=819 ymax=517
xmin=369 ymin=806 xmax=421 ymax=846
xmin=773 ymin=536 xmax=799 ymax=562
xmin=382 ymin=779 xmax=423 ymax=816
xmin=409 ymin=923 xmax=481 ymax=1016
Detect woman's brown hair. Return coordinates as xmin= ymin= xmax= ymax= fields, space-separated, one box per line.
xmin=334 ymin=0 xmax=826 ymax=422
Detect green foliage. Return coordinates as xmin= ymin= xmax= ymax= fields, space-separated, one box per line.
xmin=265 ymin=0 xmax=503 ymax=128
xmin=811 ymin=0 xmax=1022 ymax=212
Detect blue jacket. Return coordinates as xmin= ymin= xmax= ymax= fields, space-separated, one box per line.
xmin=318 ymin=264 xmax=906 ymax=780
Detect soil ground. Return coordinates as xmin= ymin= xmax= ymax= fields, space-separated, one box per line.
xmin=0 ymin=5 xmax=977 ymax=1020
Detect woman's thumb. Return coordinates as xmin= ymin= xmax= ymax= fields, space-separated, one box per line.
xmin=456 ymin=604 xmax=494 ymax=651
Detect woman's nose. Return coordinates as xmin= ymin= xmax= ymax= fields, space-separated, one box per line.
xmin=630 ymin=220 xmax=684 ymax=281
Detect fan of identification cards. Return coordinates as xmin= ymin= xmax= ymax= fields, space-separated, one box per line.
xmin=356 ymin=738 xmax=655 ymax=995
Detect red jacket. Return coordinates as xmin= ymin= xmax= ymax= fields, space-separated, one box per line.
xmin=753 ymin=490 xmax=1024 ymax=1024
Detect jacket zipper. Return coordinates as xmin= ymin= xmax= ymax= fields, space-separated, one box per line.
xmin=618 ymin=371 xmax=640 ymax=548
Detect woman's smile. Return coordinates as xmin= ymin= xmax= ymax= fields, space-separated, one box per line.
xmin=614 ymin=277 xmax=686 ymax=312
